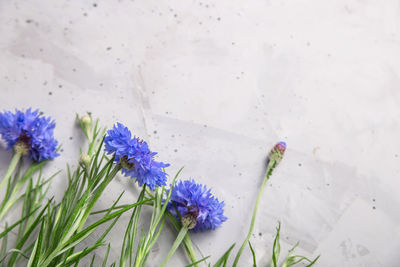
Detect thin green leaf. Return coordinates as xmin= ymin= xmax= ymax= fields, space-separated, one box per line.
xmin=248 ymin=241 xmax=257 ymax=267
xmin=89 ymin=254 xmax=96 ymax=267
xmin=213 ymin=243 xmax=235 ymax=267
xmin=305 ymin=255 xmax=320 ymax=266
xmin=270 ymin=222 xmax=281 ymax=267
xmin=102 ymin=244 xmax=111 ymax=267
xmin=184 ymin=256 xmax=210 ymax=267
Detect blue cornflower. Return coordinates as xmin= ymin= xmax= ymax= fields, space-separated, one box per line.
xmin=104 ymin=123 xmax=169 ymax=190
xmin=0 ymin=108 xmax=59 ymax=162
xmin=168 ymin=179 xmax=227 ymax=232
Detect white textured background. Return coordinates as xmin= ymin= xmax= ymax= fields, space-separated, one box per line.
xmin=1 ymin=0 xmax=400 ymax=266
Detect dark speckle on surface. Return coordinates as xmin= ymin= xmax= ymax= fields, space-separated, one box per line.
xmin=58 ymin=85 xmax=62 ymax=88
xmin=298 ymin=163 xmax=302 ymax=167
xmin=69 ymin=136 xmax=73 ymax=140
xmin=93 ymin=3 xmax=97 ymax=7
xmin=48 ymin=92 xmax=52 ymax=95
xmin=258 ymin=232 xmax=262 ymax=236
xmin=153 ymin=130 xmax=157 ymax=134
xmin=26 ymin=19 xmax=32 ymax=23
xmin=174 ymin=149 xmax=178 ymax=152
xmin=83 ymin=13 xmax=88 ymax=17
xmin=372 ymin=206 xmax=376 ymax=210
xmin=106 ymin=47 xmax=112 ymax=51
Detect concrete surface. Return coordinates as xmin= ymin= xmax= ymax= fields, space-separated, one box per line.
xmin=0 ymin=0 xmax=399 ymax=266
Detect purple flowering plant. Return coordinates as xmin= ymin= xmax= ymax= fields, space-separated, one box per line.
xmin=0 ymin=108 xmax=58 ymax=162
xmin=104 ymin=122 xmax=169 ymax=190
xmin=0 ymin=110 xmax=319 ymax=267
xmin=167 ymin=179 xmax=227 ymax=232
xmin=0 ymin=108 xmax=59 ymax=221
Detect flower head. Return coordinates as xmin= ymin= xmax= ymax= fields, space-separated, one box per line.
xmin=167 ymin=179 xmax=227 ymax=232
xmin=0 ymin=108 xmax=59 ymax=162
xmin=104 ymin=123 xmax=169 ymax=190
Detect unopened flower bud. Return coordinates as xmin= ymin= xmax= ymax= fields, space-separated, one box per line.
xmin=77 ymin=113 xmax=93 ymax=139
xmin=79 ymin=153 xmax=91 ymax=168
xmin=181 ymin=214 xmax=197 ymax=229
xmin=268 ymin=141 xmax=286 ymax=166
xmin=81 ymin=114 xmax=92 ymax=128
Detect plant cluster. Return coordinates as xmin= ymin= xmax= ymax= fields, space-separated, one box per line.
xmin=0 ymin=108 xmax=319 ymax=267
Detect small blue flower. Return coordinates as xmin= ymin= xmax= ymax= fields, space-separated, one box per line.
xmin=168 ymin=179 xmax=227 ymax=232
xmin=104 ymin=123 xmax=169 ymax=190
xmin=0 ymin=108 xmax=59 ymax=162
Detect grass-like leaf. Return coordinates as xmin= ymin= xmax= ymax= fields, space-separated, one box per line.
xmin=270 ymin=222 xmax=281 ymax=267
xmin=184 ymin=256 xmax=210 ymax=267
xmin=248 ymin=241 xmax=257 ymax=267
xmin=213 ymin=243 xmax=235 ymax=267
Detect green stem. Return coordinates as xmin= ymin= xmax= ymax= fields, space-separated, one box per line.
xmin=144 ymin=189 xmax=199 ymax=266
xmin=0 ymin=152 xmax=22 ymax=196
xmin=77 ymin=164 xmax=122 ymax=232
xmin=164 ymin=212 xmax=198 ymax=266
xmin=233 ymin=160 xmax=277 ymax=267
xmin=160 ymin=226 xmax=188 ymax=267
xmin=0 ymin=165 xmax=43 ymax=221
xmin=183 ymin=234 xmax=197 ymax=265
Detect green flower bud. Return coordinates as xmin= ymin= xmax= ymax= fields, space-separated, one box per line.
xmin=181 ymin=214 xmax=197 ymax=230
xmin=79 ymin=153 xmax=91 ymax=168
xmin=81 ymin=114 xmax=92 ymax=128
xmin=77 ymin=113 xmax=93 ymax=139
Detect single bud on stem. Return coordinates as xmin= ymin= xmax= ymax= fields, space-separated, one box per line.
xmin=81 ymin=114 xmax=92 ymax=127
xmin=267 ymin=141 xmax=286 ymax=167
xmin=77 ymin=113 xmax=92 ymax=140
xmin=79 ymin=153 xmax=91 ymax=169
xmin=233 ymin=141 xmax=286 ymax=267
